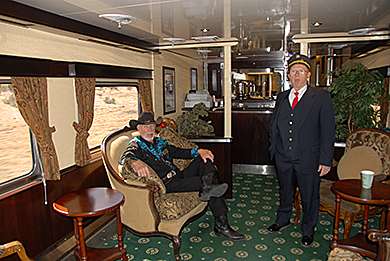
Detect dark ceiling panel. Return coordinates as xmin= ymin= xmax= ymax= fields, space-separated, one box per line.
xmin=0 ymin=0 xmax=156 ymax=51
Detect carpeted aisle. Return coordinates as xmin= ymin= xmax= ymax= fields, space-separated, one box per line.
xmin=104 ymin=173 xmax=376 ymax=260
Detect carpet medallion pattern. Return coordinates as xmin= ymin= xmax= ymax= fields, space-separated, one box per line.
xmin=104 ymin=173 xmax=375 ymax=260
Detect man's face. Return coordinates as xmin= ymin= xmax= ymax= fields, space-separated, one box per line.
xmin=137 ymin=123 xmax=156 ymax=142
xmin=288 ymin=64 xmax=311 ymax=91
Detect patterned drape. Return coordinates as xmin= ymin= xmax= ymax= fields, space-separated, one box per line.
xmin=138 ymin=79 xmax=154 ymax=115
xmin=11 ymin=77 xmax=60 ymax=180
xmin=73 ymin=78 xmax=96 ymax=166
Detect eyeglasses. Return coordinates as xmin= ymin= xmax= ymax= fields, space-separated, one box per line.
xmin=290 ymin=69 xmax=308 ymax=75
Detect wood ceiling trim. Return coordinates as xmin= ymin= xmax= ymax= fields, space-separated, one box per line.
xmin=0 ymin=55 xmax=153 ymax=79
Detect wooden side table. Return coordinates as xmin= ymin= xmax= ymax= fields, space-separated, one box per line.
xmin=53 ymin=187 xmax=127 ymax=261
xmin=331 ymin=179 xmax=390 ymax=259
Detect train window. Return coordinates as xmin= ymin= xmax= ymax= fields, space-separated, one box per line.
xmin=0 ymin=84 xmax=34 ymax=184
xmin=88 ymin=85 xmax=139 ymax=149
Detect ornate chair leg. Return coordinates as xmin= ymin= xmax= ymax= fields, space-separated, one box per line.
xmin=172 ymin=236 xmax=182 ymax=261
xmin=293 ymin=189 xmax=301 ymax=225
xmin=379 ymin=209 xmax=386 ymax=231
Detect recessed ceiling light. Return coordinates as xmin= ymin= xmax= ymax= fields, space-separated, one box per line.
xmin=200 ymin=28 xmax=210 ymax=33
xmin=99 ymin=14 xmax=136 ymax=29
xmin=312 ymin=21 xmax=322 ymax=27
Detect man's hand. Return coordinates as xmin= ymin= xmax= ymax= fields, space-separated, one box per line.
xmin=318 ymin=165 xmax=331 ymax=177
xmin=198 ymin=148 xmax=214 ymax=163
xmin=131 ymin=159 xmax=150 ymax=179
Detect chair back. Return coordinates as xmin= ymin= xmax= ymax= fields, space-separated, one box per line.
xmin=344 ymin=128 xmax=390 ymax=177
xmin=101 ymin=126 xmax=159 ymax=232
xmin=101 ymin=126 xmax=139 ymax=183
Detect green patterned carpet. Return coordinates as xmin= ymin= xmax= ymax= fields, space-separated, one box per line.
xmin=104 ymin=173 xmax=377 ymax=260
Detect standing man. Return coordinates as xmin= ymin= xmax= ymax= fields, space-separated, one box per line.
xmin=120 ymin=112 xmax=245 ymax=241
xmin=268 ymin=54 xmax=335 ymax=247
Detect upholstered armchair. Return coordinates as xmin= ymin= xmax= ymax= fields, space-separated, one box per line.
xmin=327 ymin=229 xmax=390 ymax=261
xmin=0 ymin=241 xmax=33 ymax=261
xmin=294 ymin=128 xmax=390 ymax=239
xmin=101 ymin=127 xmax=208 ymax=261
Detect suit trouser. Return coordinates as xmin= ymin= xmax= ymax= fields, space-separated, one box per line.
xmin=164 ymin=157 xmax=228 ymax=217
xmin=275 ymin=152 xmax=321 ymax=236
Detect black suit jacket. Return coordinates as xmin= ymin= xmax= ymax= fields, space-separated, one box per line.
xmin=269 ymin=86 xmax=335 ymax=174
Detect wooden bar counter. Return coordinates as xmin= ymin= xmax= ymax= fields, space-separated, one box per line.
xmin=188 ymin=136 xmax=233 ymax=199
xmin=204 ymin=108 xmax=273 ymax=165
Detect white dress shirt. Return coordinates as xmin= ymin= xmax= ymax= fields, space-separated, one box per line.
xmin=289 ymin=85 xmax=307 ymax=107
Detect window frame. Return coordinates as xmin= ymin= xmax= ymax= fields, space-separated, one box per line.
xmin=88 ymin=81 xmax=141 ymax=150
xmin=0 ymin=129 xmax=43 ymax=197
xmin=0 ymin=79 xmax=43 ymax=198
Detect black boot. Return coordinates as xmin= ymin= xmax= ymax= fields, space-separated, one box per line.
xmin=214 ymin=214 xmax=246 ymax=241
xmin=199 ymin=172 xmax=228 ymax=201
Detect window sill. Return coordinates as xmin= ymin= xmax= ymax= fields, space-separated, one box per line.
xmin=0 ymin=177 xmax=42 ymax=201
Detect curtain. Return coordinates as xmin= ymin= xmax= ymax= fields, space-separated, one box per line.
xmin=138 ymin=79 xmax=154 ymax=115
xmin=73 ymin=78 xmax=96 ymax=166
xmin=11 ymin=77 xmax=60 ymax=180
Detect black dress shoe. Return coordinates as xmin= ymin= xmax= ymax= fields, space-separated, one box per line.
xmin=301 ymin=235 xmax=314 ymax=248
xmin=267 ymin=223 xmax=290 ymax=233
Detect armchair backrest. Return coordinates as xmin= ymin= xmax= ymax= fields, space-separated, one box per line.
xmin=345 ymin=128 xmax=390 ymax=176
xmin=101 ymin=126 xmax=139 ymax=183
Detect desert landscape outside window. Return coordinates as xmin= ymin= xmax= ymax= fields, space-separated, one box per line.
xmin=0 ymin=84 xmax=139 ymax=185
xmin=88 ymin=86 xmax=139 ymax=149
xmin=0 ymin=84 xmax=33 ymax=184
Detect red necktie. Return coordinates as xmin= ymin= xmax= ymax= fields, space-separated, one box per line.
xmin=292 ymin=92 xmax=299 ymax=109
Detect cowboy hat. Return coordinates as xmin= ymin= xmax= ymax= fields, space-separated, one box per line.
xmin=129 ymin=112 xmax=162 ymax=129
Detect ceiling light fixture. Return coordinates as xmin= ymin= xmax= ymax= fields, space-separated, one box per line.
xmin=191 ymin=35 xmax=219 ymax=41
xmin=200 ymin=28 xmax=210 ymax=33
xmin=348 ymin=27 xmax=376 ymax=35
xmin=99 ymin=14 xmax=136 ymax=29
xmin=312 ymin=21 xmax=322 ymax=27
xmin=196 ymin=49 xmax=212 ymax=54
xmin=163 ymin=37 xmax=186 ymax=47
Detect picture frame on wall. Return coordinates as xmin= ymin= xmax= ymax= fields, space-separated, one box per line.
xmin=161 ymin=3 xmax=174 ymax=36
xmin=191 ymin=68 xmax=197 ymax=90
xmin=163 ymin=67 xmax=176 ymax=114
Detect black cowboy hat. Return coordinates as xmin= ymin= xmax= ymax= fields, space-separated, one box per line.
xmin=288 ymin=54 xmax=311 ymax=71
xmin=129 ymin=112 xmax=162 ymax=129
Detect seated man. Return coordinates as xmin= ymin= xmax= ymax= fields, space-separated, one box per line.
xmin=120 ymin=112 xmax=245 ymax=241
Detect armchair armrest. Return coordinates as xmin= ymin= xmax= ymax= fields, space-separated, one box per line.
xmin=120 ymin=159 xmax=166 ymax=196
xmin=368 ymin=229 xmax=390 ymax=261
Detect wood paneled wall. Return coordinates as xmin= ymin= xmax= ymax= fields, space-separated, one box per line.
xmin=0 ymin=159 xmax=110 ymax=261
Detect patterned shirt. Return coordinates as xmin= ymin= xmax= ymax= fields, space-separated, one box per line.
xmin=120 ymin=136 xmax=199 ymax=179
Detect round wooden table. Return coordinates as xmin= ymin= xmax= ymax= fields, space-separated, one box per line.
xmin=331 ymin=179 xmax=390 ymax=259
xmin=53 ymin=187 xmax=127 ymax=261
